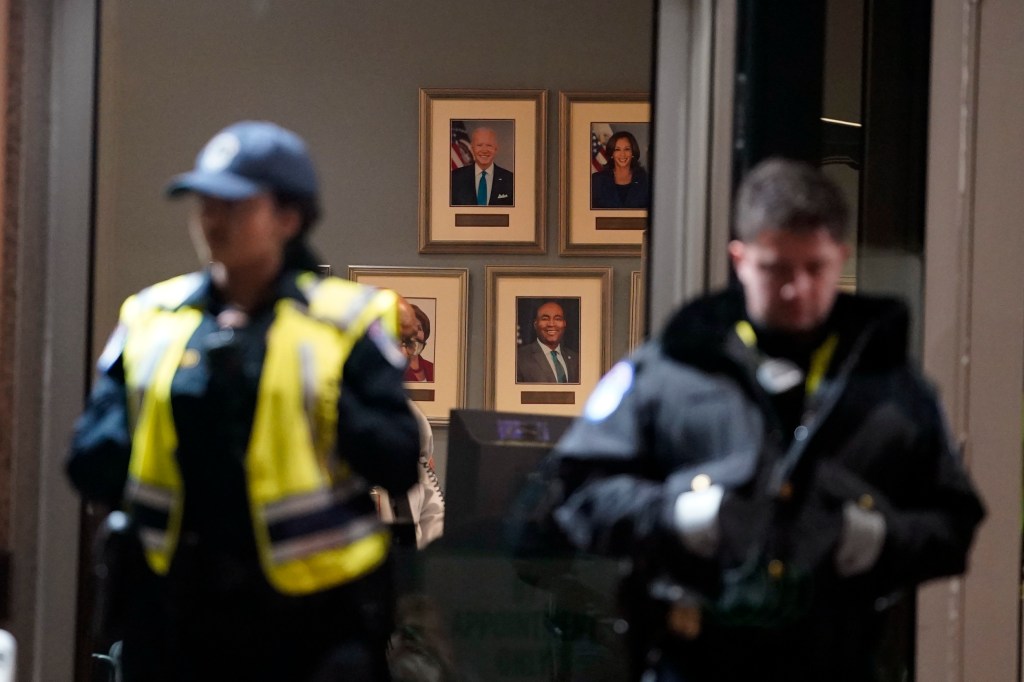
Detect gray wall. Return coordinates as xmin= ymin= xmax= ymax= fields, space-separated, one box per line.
xmin=96 ymin=1 xmax=655 ymax=475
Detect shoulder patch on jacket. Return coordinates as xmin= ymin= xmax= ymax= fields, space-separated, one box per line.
xmin=583 ymin=361 xmax=634 ymax=422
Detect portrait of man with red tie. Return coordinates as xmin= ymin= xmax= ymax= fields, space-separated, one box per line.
xmin=515 ymin=298 xmax=580 ymax=384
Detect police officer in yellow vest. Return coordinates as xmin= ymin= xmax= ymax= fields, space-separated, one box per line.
xmin=67 ymin=121 xmax=419 ymax=681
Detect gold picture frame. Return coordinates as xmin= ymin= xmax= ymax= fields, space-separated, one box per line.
xmin=485 ymin=265 xmax=612 ymax=416
xmin=629 ymin=230 xmax=650 ymax=352
xmin=629 ymin=270 xmax=646 ymax=352
xmin=348 ymin=266 xmax=469 ymax=425
xmin=559 ymin=91 xmax=650 ymax=256
xmin=419 ymin=88 xmax=548 ymax=254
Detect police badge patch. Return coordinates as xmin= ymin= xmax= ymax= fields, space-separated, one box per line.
xmin=583 ymin=361 xmax=634 ymax=422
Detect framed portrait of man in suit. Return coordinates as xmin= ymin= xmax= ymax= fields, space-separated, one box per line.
xmin=514 ymin=296 xmax=581 ymax=385
xmin=419 ymin=89 xmax=547 ymax=254
xmin=485 ymin=266 xmax=612 ymax=416
xmin=450 ymin=120 xmax=516 ymax=207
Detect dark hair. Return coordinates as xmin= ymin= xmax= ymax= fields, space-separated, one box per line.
xmin=602 ymin=131 xmax=642 ymax=172
xmin=273 ymin=189 xmax=321 ymax=236
xmin=734 ymin=157 xmax=849 ymax=242
xmin=533 ymin=300 xmax=565 ymax=321
xmin=411 ymin=304 xmax=431 ymax=341
xmin=274 ymin=189 xmax=323 ymax=271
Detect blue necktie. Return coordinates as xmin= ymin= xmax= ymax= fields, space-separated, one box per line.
xmin=477 ymin=170 xmax=488 ymax=205
xmin=550 ymin=350 xmax=567 ymax=383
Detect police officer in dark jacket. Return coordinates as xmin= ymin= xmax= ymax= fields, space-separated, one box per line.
xmin=510 ymin=158 xmax=985 ymax=681
xmin=67 ymin=121 xmax=419 ymax=681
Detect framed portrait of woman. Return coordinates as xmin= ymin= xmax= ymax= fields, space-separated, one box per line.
xmin=485 ymin=265 xmax=612 ymax=416
xmin=348 ymin=266 xmax=469 ymax=425
xmin=558 ymin=91 xmax=650 ymax=256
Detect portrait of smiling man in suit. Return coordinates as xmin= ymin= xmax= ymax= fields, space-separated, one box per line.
xmin=451 ymin=123 xmax=515 ymax=207
xmin=516 ymin=298 xmax=580 ymax=384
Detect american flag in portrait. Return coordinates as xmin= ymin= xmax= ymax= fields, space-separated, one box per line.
xmin=591 ymin=131 xmax=608 ymax=173
xmin=451 ymin=121 xmax=474 ymax=170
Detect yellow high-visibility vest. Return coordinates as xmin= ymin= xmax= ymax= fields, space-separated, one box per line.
xmin=120 ymin=271 xmax=400 ymax=595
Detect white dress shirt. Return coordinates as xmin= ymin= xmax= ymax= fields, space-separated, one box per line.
xmin=475 ymin=164 xmax=494 ymax=204
xmin=537 ymin=339 xmax=568 ymax=382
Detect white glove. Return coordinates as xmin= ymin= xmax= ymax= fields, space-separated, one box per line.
xmin=835 ymin=501 xmax=886 ymax=577
xmin=673 ymin=484 xmax=724 ymax=558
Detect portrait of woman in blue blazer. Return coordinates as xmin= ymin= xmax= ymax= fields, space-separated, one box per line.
xmin=590 ymin=130 xmax=650 ymax=210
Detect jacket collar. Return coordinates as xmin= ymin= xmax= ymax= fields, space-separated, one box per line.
xmin=659 ymin=285 xmax=910 ymax=374
xmin=179 ymin=267 xmax=314 ymax=312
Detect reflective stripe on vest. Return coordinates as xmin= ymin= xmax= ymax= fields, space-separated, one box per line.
xmin=122 ymin=273 xmax=398 ymax=595
xmin=126 ymin=479 xmax=177 ymax=560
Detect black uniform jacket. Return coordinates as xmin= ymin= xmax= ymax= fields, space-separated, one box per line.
xmin=509 ymin=288 xmax=984 ymax=681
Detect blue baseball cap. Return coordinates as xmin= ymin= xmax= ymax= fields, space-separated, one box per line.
xmin=166 ymin=120 xmax=319 ymax=200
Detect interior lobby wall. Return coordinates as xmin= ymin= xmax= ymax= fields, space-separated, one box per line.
xmin=96 ymin=1 xmax=655 ymax=483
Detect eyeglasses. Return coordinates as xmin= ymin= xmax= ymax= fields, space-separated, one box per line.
xmin=400 ymin=337 xmax=426 ymax=355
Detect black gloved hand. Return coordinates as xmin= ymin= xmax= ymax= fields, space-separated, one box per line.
xmin=716 ymin=492 xmax=773 ymax=569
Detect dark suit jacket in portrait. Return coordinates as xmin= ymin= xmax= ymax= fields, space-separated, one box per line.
xmin=590 ymin=167 xmax=650 ymax=209
xmin=451 ymin=164 xmax=515 ymax=206
xmin=516 ymin=341 xmax=580 ymax=384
